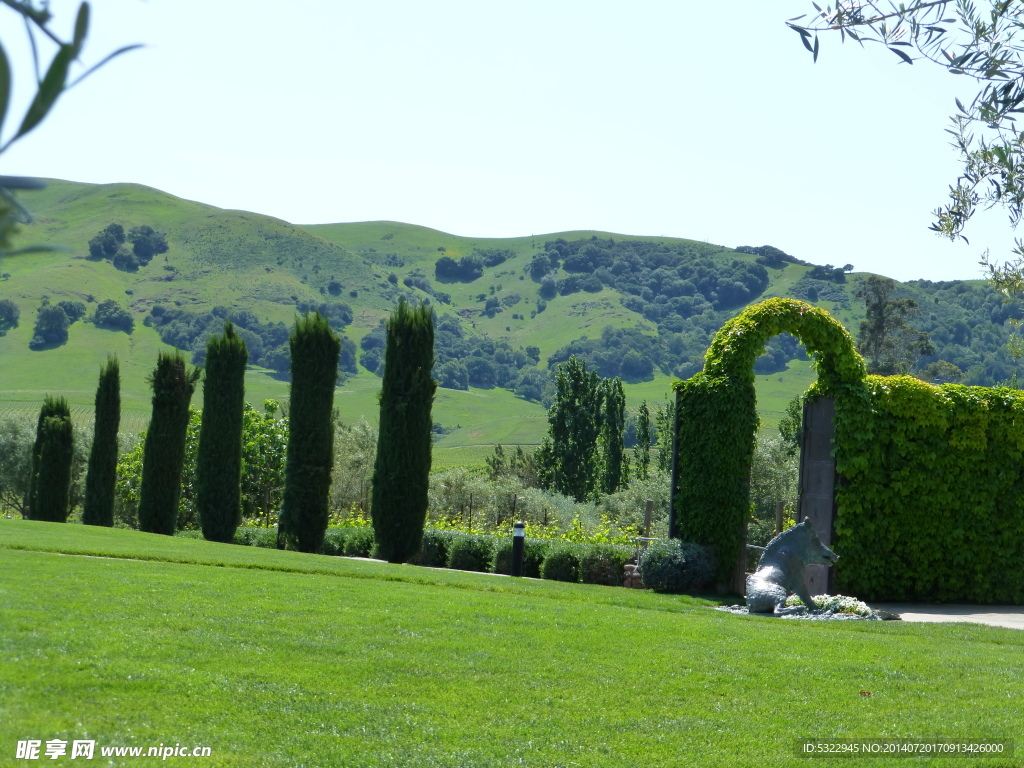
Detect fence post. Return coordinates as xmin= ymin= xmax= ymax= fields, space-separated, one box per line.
xmin=644 ymin=499 xmax=653 ymax=538
xmin=775 ymin=500 xmax=784 ymax=536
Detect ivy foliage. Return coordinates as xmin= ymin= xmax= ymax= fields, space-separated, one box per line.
xmin=832 ymin=376 xmax=1024 ymax=603
xmin=674 ymin=298 xmax=864 ymax=582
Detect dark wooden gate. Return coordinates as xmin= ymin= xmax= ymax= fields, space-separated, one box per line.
xmin=796 ymin=395 xmax=837 ymax=596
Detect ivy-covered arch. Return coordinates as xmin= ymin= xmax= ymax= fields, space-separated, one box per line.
xmin=673 ymin=298 xmax=865 ymax=583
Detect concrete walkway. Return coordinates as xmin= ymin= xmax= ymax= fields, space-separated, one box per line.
xmin=871 ymin=603 xmax=1024 ymax=631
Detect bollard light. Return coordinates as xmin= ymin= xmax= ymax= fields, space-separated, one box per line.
xmin=511 ymin=520 xmax=525 ymax=577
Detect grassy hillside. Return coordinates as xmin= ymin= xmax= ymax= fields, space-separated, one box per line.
xmin=4 ymin=520 xmax=1023 ymax=767
xmin=7 ymin=178 xmax=1011 ymax=449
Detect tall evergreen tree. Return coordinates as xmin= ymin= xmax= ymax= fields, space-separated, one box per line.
xmin=196 ymin=323 xmax=248 ymax=543
xmin=371 ymin=299 xmax=437 ymax=563
xmin=83 ymin=356 xmax=121 ymax=526
xmin=539 ymin=356 xmax=604 ymax=502
xmin=599 ymin=377 xmax=627 ymax=494
xmin=633 ymin=400 xmax=652 ymax=481
xmin=28 ymin=396 xmax=73 ymax=522
xmin=138 ymin=351 xmax=201 ymax=535
xmin=278 ymin=313 xmax=340 ymax=553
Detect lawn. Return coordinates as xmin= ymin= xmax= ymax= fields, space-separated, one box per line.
xmin=1 ymin=521 xmax=1022 ymax=767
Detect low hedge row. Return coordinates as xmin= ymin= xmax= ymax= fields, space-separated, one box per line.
xmin=192 ymin=526 xmax=711 ymax=592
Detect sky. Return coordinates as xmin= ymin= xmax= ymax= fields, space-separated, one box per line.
xmin=3 ymin=0 xmax=1017 ymax=282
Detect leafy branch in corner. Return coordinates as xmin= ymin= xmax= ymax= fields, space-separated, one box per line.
xmin=0 ymin=1 xmax=141 ymax=257
xmin=788 ymin=2 xmax=1024 ymax=277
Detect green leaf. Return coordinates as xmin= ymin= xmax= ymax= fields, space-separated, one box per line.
xmin=813 ymin=35 xmax=820 ymax=63
xmin=72 ymin=2 xmax=90 ymax=58
xmin=0 ymin=40 xmax=9 ymax=138
xmin=15 ymin=44 xmax=74 ymax=141
xmin=889 ymin=46 xmax=914 ymax=65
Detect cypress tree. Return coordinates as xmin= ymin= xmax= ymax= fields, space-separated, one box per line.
xmin=633 ymin=400 xmax=652 ymax=481
xmin=196 ymin=323 xmax=248 ymax=542
xmin=83 ymin=356 xmax=121 ymax=526
xmin=277 ymin=312 xmax=340 ymax=552
xmin=599 ymin=377 xmax=627 ymax=494
xmin=28 ymin=396 xmax=73 ymax=522
xmin=138 ymin=351 xmax=201 ymax=535
xmin=371 ymin=299 xmax=437 ymax=563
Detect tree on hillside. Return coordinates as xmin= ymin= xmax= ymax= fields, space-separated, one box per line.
xmin=371 ymin=299 xmax=437 ymax=563
xmin=88 ymin=224 xmax=126 ymax=259
xmin=138 ymin=352 xmax=201 ymax=535
xmin=787 ymin=2 xmax=1024 ymax=279
xmin=538 ymin=356 xmax=604 ymax=502
xmin=27 ymin=396 xmax=73 ymax=522
xmin=278 ymin=313 xmax=340 ymax=553
xmin=196 ymin=323 xmax=248 ymax=543
xmin=29 ymin=303 xmax=70 ymax=349
xmin=128 ymin=225 xmax=169 ymax=263
xmin=83 ymin=356 xmax=120 ymax=527
xmin=856 ymin=275 xmax=936 ymax=374
xmin=0 ymin=416 xmax=34 ymax=517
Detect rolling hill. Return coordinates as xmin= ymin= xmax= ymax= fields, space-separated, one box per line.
xmin=0 ymin=179 xmax=1018 ymax=446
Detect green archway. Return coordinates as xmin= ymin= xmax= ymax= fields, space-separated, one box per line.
xmin=672 ymin=298 xmax=865 ymax=583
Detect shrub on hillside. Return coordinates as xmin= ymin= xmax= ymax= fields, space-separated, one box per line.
xmin=233 ymin=526 xmax=278 ymax=548
xmin=640 ymin=539 xmax=714 ymax=593
xmin=446 ymin=533 xmax=494 ymax=572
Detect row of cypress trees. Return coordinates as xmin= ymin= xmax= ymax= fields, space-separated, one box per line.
xmin=27 ymin=301 xmax=438 ymax=564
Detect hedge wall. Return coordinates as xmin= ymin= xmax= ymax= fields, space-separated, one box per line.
xmin=832 ymin=376 xmax=1024 ymax=603
xmin=674 ymin=297 xmax=1024 ymax=603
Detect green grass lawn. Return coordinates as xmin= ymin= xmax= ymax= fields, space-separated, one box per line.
xmin=2 ymin=520 xmax=1021 ymax=767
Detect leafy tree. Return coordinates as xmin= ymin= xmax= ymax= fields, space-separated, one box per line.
xmin=633 ymin=400 xmax=652 ymax=481
xmin=0 ymin=415 xmax=34 ymax=517
xmin=539 ymin=356 xmax=604 ymax=502
xmin=29 ymin=303 xmax=70 ymax=348
xmin=278 ymin=313 xmax=340 ymax=552
xmin=0 ymin=298 xmax=18 ymax=332
xmin=93 ymin=299 xmax=134 ymax=332
xmin=83 ymin=356 xmax=120 ymax=526
xmin=196 ymin=323 xmax=248 ymax=543
xmin=138 ymin=352 xmax=201 ymax=535
xmin=920 ymin=359 xmax=965 ymax=384
xmin=856 ymin=275 xmax=936 ymax=374
xmin=778 ymin=395 xmax=803 ymax=457
xmin=128 ymin=225 xmax=169 ymax=263
xmin=88 ymin=223 xmax=125 ymax=259
xmin=28 ymin=396 xmax=73 ymax=522
xmin=241 ymin=400 xmax=289 ymax=526
xmin=372 ymin=299 xmax=437 ymax=563
xmin=654 ymin=400 xmax=675 ymax=473
xmin=599 ymin=377 xmax=627 ymax=494
xmin=787 ymin=2 xmax=1024 ymax=277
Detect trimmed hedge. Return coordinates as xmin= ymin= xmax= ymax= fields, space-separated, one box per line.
xmin=580 ymin=544 xmax=633 ymax=587
xmin=446 ymin=533 xmax=494 ymax=572
xmin=541 ymin=543 xmax=584 ymax=582
xmin=639 ymin=539 xmax=714 ymax=593
xmin=407 ymin=529 xmax=455 ymax=568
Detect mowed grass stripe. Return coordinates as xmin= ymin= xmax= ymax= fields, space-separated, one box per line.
xmin=2 ymin=522 xmax=1023 ymax=767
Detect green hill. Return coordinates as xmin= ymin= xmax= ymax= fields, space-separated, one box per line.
xmin=1 ymin=179 xmax=1019 ymax=445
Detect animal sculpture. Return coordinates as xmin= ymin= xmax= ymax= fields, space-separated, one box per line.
xmin=746 ymin=520 xmax=838 ymax=614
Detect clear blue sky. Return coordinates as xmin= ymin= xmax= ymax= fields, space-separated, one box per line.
xmin=4 ymin=0 xmax=1015 ymax=281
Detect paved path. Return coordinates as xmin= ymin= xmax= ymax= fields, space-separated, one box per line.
xmin=871 ymin=604 xmax=1024 ymax=631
